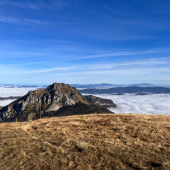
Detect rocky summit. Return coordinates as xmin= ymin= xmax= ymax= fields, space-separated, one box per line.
xmin=85 ymin=95 xmax=117 ymax=108
xmin=0 ymin=83 xmax=112 ymax=122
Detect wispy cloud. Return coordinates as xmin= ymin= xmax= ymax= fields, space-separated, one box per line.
xmin=4 ymin=47 xmax=167 ymax=61
xmin=0 ymin=0 xmax=67 ymax=10
xmin=0 ymin=57 xmax=170 ymax=75
xmin=61 ymin=48 xmax=170 ymax=60
xmin=1 ymin=43 xmax=170 ymax=67
xmin=0 ymin=2 xmax=40 ymax=10
xmin=0 ymin=16 xmax=46 ymax=25
xmin=1 ymin=64 xmax=170 ymax=85
xmin=0 ymin=87 xmax=38 ymax=98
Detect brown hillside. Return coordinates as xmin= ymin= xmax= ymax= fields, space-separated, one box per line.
xmin=0 ymin=114 xmax=170 ymax=169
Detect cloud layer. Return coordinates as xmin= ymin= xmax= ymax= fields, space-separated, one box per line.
xmin=87 ymin=94 xmax=170 ymax=115
xmin=1 ymin=87 xmax=170 ymax=116
xmin=0 ymin=87 xmax=38 ymax=107
xmin=1 ymin=56 xmax=170 ymax=85
xmin=0 ymin=87 xmax=37 ymax=97
xmin=0 ymin=100 xmax=16 ymax=107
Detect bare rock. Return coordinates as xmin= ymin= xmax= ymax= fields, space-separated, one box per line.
xmin=0 ymin=83 xmax=90 ymax=122
xmin=84 ymin=95 xmax=117 ymax=108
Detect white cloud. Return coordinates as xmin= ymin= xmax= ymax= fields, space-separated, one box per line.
xmin=73 ymin=48 xmax=170 ymax=60
xmin=1 ymin=57 xmax=170 ymax=75
xmin=0 ymin=1 xmax=67 ymax=10
xmin=0 ymin=16 xmax=46 ymax=25
xmin=0 ymin=56 xmax=170 ymax=85
xmin=0 ymin=100 xmax=16 ymax=107
xmin=89 ymin=94 xmax=170 ymax=115
xmin=0 ymin=87 xmax=38 ymax=98
xmin=0 ymin=1 xmax=41 ymax=10
xmin=1 ymin=88 xmax=170 ymax=116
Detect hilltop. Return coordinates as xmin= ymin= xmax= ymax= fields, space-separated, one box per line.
xmin=0 ymin=83 xmax=113 ymax=122
xmin=0 ymin=114 xmax=170 ymax=169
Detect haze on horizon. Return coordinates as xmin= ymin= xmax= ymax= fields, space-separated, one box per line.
xmin=0 ymin=0 xmax=170 ymax=86
xmin=1 ymin=86 xmax=170 ymax=115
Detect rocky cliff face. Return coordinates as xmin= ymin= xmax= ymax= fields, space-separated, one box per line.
xmin=0 ymin=83 xmax=89 ymax=122
xmin=0 ymin=83 xmax=113 ymax=122
xmin=85 ymin=95 xmax=117 ymax=108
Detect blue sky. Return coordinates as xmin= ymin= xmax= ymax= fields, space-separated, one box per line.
xmin=0 ymin=0 xmax=170 ymax=85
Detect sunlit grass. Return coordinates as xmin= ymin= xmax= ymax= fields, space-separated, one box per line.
xmin=0 ymin=114 xmax=170 ymax=169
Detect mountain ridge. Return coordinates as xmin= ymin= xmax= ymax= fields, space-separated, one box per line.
xmin=79 ymin=86 xmax=170 ymax=94
xmin=0 ymin=83 xmax=112 ymax=122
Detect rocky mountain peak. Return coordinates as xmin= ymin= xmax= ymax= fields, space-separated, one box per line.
xmin=0 ymin=82 xmax=89 ymax=122
xmin=46 ymin=83 xmax=78 ymax=96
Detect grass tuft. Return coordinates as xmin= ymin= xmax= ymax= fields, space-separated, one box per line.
xmin=0 ymin=114 xmax=170 ymax=169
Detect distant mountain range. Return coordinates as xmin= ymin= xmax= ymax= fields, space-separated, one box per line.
xmin=79 ymin=86 xmax=170 ymax=94
xmin=129 ymin=83 xmax=158 ymax=87
xmin=71 ymin=83 xmax=160 ymax=88
xmin=0 ymin=83 xmax=165 ymax=89
xmin=1 ymin=83 xmax=170 ymax=95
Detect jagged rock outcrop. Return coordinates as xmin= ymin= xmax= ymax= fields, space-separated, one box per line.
xmin=0 ymin=83 xmax=113 ymax=122
xmin=85 ymin=95 xmax=117 ymax=108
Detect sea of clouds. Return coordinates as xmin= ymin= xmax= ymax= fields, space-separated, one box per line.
xmin=0 ymin=86 xmax=38 ymax=107
xmin=83 ymin=93 xmax=170 ymax=115
xmin=1 ymin=87 xmax=170 ymax=115
xmin=0 ymin=100 xmax=16 ymax=107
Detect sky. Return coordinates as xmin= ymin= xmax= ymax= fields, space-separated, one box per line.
xmin=0 ymin=0 xmax=170 ymax=85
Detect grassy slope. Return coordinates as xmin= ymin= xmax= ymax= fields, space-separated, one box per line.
xmin=0 ymin=114 xmax=170 ymax=170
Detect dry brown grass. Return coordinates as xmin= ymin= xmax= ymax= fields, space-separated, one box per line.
xmin=37 ymin=89 xmax=47 ymax=97
xmin=60 ymin=87 xmax=70 ymax=94
xmin=0 ymin=114 xmax=170 ymax=170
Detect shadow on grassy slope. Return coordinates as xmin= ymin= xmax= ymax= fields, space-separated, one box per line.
xmin=2 ymin=103 xmax=112 ymax=122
